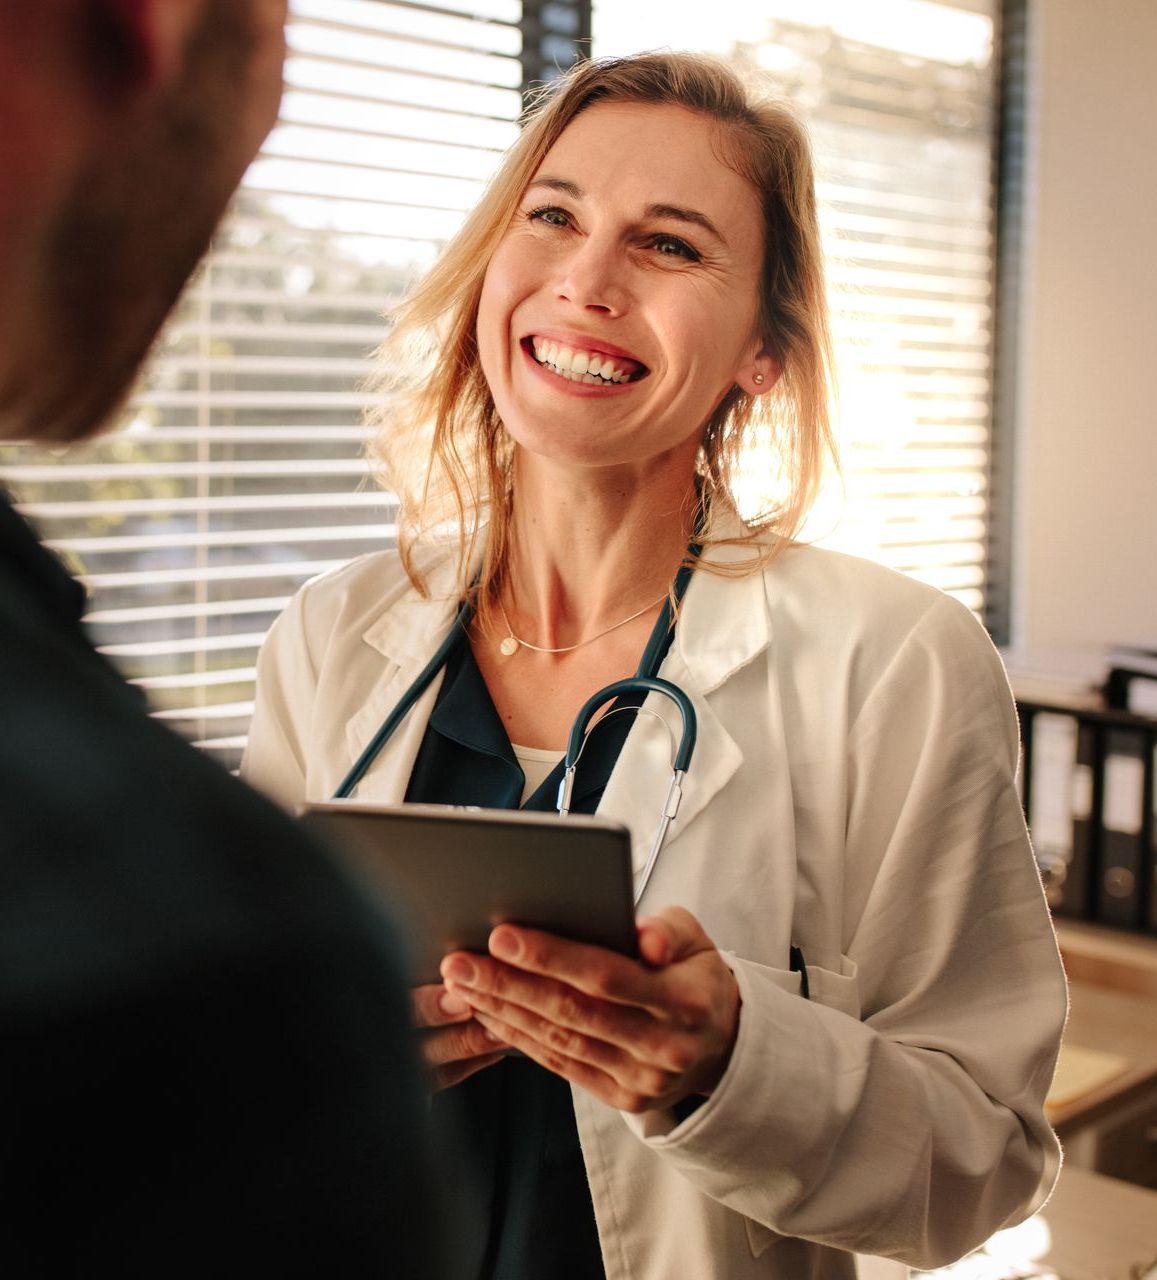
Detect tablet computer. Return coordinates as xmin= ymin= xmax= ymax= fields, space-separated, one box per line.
xmin=302 ymin=801 xmax=638 ymax=984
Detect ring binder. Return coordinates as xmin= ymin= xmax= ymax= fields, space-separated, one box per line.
xmin=1013 ymin=688 xmax=1155 ymax=938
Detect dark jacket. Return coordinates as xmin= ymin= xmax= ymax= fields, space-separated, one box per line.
xmin=0 ymin=493 xmax=446 ymax=1277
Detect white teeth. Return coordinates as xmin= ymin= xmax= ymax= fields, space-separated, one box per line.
xmin=530 ymin=338 xmax=637 ymax=385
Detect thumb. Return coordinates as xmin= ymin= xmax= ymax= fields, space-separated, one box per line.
xmin=637 ymin=906 xmax=715 ymax=967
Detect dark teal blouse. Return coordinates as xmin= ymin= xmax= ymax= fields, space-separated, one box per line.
xmin=407 ymin=628 xmax=668 ymax=1280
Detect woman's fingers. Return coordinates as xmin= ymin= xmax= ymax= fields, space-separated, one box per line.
xmin=431 ymin=1051 xmax=506 ymax=1093
xmin=451 ymin=967 xmax=687 ymax=1073
xmin=419 ymin=1018 xmax=504 ymax=1067
xmin=410 ymin=981 xmax=473 ymax=1029
xmin=470 ymin=1011 xmax=673 ymax=1114
xmin=636 ymin=906 xmax=715 ymax=967
xmin=411 ymin=981 xmax=507 ymax=1091
xmin=481 ymin=926 xmax=660 ymax=1010
xmin=418 ymin=1021 xmax=507 ymax=1092
xmin=439 ymin=907 xmax=742 ymax=1109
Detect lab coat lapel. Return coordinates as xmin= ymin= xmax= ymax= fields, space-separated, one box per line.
xmin=341 ymin=567 xmax=463 ymax=804
xmin=596 ymin=545 xmax=771 ymax=900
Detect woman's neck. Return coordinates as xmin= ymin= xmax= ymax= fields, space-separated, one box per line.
xmin=500 ymin=451 xmax=699 ymax=650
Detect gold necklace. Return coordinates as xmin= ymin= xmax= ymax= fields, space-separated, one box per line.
xmin=497 ymin=593 xmax=666 ymax=657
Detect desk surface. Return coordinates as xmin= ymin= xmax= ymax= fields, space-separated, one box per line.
xmin=921 ymin=1166 xmax=1157 ymax=1279
xmin=1033 ymin=1165 xmax=1157 ymax=1279
xmin=1049 ymin=924 xmax=1157 ymax=1136
xmin=1056 ymin=920 xmax=1157 ymax=1000
xmin=1049 ymin=980 xmax=1157 ymax=1134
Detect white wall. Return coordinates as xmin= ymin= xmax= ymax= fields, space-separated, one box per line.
xmin=1013 ymin=0 xmax=1157 ymax=662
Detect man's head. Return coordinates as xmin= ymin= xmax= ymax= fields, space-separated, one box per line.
xmin=0 ymin=0 xmax=288 ymax=444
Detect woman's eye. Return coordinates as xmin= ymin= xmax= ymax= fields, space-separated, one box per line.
xmin=527 ymin=205 xmax=570 ymax=228
xmin=652 ymin=234 xmax=700 ymax=262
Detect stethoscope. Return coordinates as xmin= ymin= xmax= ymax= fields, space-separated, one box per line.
xmin=333 ymin=560 xmax=699 ymax=906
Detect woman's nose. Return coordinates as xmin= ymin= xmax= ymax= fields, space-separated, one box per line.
xmin=555 ymin=237 xmax=626 ymax=315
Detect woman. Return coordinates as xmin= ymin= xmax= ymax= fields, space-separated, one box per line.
xmin=243 ymin=53 xmax=1066 ymax=1280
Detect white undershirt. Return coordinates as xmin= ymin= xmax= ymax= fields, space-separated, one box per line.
xmin=511 ymin=742 xmax=563 ymax=806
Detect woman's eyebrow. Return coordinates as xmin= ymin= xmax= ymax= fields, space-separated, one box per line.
xmin=644 ymin=203 xmax=727 ymax=248
xmin=525 ymin=178 xmax=729 ymax=249
xmin=526 ymin=176 xmax=583 ymax=199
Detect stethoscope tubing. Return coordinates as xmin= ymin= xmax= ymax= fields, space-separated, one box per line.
xmin=333 ymin=554 xmax=702 ymax=904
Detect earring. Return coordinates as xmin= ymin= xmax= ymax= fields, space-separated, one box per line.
xmin=752 ymin=372 xmax=765 ymax=386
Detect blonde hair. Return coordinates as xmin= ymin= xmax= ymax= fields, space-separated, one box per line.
xmin=366 ymin=51 xmax=835 ymax=614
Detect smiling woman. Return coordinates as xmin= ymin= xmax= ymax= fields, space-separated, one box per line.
xmin=477 ymin=101 xmax=772 ymax=487
xmin=365 ymin=54 xmax=833 ymax=629
xmin=241 ymin=51 xmax=1067 ymax=1280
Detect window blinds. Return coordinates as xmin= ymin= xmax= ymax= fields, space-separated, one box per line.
xmin=0 ymin=0 xmax=525 ymax=772
xmin=595 ymin=0 xmax=1000 ymax=617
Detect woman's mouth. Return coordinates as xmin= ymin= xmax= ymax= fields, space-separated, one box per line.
xmin=525 ymin=337 xmax=648 ymax=386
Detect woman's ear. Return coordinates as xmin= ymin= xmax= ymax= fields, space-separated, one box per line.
xmin=736 ymin=347 xmax=781 ymax=397
xmin=88 ymin=0 xmax=204 ymax=92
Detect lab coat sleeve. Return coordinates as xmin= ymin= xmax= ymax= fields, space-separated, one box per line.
xmin=241 ymin=585 xmax=318 ymax=811
xmin=627 ymin=595 xmax=1067 ymax=1270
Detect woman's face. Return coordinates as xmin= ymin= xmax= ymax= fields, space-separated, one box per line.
xmin=476 ymin=101 xmax=772 ymax=473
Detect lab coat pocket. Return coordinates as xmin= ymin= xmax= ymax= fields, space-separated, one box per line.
xmin=805 ymin=955 xmax=862 ymax=1019
xmin=744 ymin=956 xmax=862 ymax=1263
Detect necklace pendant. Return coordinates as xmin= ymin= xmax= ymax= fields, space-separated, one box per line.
xmin=499 ymin=634 xmax=519 ymax=657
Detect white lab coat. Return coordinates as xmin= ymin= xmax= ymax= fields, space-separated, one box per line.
xmin=242 ymin=531 xmax=1066 ymax=1280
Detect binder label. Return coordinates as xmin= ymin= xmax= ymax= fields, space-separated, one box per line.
xmin=1129 ymin=679 xmax=1157 ymax=717
xmin=1030 ymin=713 xmax=1078 ymax=854
xmin=1070 ymin=763 xmax=1093 ymax=820
xmin=1103 ymin=753 xmax=1144 ymax=835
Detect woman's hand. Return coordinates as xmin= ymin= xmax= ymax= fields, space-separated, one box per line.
xmin=410 ymin=983 xmax=506 ymax=1092
xmin=439 ymin=906 xmax=740 ymax=1114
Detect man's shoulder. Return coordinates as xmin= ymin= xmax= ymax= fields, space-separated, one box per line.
xmin=0 ymin=592 xmax=402 ymax=1008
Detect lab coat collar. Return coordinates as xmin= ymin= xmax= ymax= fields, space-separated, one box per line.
xmin=342 ymin=547 xmax=466 ymax=803
xmin=361 ymin=543 xmax=466 ymax=666
xmin=357 ymin=512 xmax=775 ymax=683
xmin=671 ymin=525 xmax=772 ymax=694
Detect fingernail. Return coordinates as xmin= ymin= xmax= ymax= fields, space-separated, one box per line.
xmin=480 ymin=1026 xmax=502 ymax=1045
xmin=442 ymin=956 xmax=476 ymax=986
xmin=439 ymin=990 xmax=470 ymax=1017
xmin=490 ymin=929 xmax=520 ymax=960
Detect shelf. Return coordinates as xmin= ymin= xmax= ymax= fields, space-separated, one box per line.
xmin=1056 ymin=919 xmax=1157 ymax=999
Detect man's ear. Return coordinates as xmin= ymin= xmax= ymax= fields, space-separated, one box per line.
xmin=87 ymin=0 xmax=204 ymax=93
